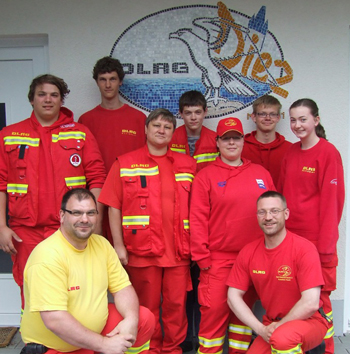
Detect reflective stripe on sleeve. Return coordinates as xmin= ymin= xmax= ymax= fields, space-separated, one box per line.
xmin=65 ymin=176 xmax=86 ymax=187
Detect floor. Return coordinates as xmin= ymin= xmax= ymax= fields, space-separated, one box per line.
xmin=1 ymin=330 xmax=350 ymax=354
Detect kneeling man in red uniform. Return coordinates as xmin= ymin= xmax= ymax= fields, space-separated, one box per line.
xmin=227 ymin=191 xmax=331 ymax=354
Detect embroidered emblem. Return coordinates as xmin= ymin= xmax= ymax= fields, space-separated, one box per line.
xmin=276 ymin=265 xmax=292 ymax=282
xmin=70 ymin=154 xmax=82 ymax=167
xmin=256 ymin=179 xmax=266 ymax=189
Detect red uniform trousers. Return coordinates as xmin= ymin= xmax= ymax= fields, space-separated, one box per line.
xmin=42 ymin=304 xmax=155 ymax=354
xmin=11 ymin=225 xmax=58 ymax=308
xmin=198 ymin=260 xmax=257 ymax=354
xmin=248 ymin=314 xmax=329 ymax=354
xmin=127 ymin=265 xmax=190 ymax=354
xmin=321 ymin=265 xmax=336 ymax=354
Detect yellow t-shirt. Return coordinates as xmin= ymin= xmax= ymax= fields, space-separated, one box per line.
xmin=21 ymin=229 xmax=131 ymax=352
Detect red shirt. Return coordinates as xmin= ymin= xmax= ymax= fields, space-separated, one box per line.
xmin=227 ymin=231 xmax=324 ymax=320
xmin=278 ymin=139 xmax=345 ymax=264
xmin=242 ymin=131 xmax=292 ymax=186
xmin=79 ymin=104 xmax=146 ymax=172
xmin=190 ymin=157 xmax=275 ymax=269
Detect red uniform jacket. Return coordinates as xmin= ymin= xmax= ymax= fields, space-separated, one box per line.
xmin=0 ymin=108 xmax=106 ymax=227
xmin=170 ymin=125 xmax=218 ymax=171
xmin=117 ymin=145 xmax=197 ymax=259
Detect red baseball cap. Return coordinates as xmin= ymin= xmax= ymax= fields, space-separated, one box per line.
xmin=216 ymin=117 xmax=244 ymax=137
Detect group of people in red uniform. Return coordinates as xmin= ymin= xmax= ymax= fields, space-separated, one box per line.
xmin=0 ymin=56 xmax=344 ymax=354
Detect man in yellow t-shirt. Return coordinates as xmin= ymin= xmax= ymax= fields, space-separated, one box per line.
xmin=20 ymin=188 xmax=155 ymax=354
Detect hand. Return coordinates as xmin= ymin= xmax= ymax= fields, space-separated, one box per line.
xmin=114 ymin=244 xmax=128 ymax=266
xmin=101 ymin=333 xmax=134 ymax=354
xmin=106 ymin=317 xmax=138 ymax=345
xmin=259 ymin=322 xmax=278 ymax=343
xmin=0 ymin=225 xmax=22 ymax=255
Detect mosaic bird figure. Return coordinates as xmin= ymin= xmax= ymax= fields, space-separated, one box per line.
xmin=169 ymin=27 xmax=257 ymax=106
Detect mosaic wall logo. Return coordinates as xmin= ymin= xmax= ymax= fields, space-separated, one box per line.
xmin=111 ymin=2 xmax=293 ymax=118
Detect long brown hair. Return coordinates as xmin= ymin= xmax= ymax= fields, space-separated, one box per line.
xmin=290 ymin=98 xmax=327 ymax=139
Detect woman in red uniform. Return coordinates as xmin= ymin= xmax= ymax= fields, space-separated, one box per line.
xmin=190 ymin=117 xmax=275 ymax=354
xmin=278 ymin=98 xmax=345 ymax=354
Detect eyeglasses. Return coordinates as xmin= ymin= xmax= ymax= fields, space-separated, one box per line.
xmin=256 ymin=112 xmax=280 ymax=119
xmin=219 ymin=136 xmax=243 ymax=142
xmin=257 ymin=208 xmax=286 ymax=218
xmin=62 ymin=208 xmax=99 ymax=217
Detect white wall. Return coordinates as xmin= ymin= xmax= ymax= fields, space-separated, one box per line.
xmin=0 ymin=0 xmax=349 ymax=330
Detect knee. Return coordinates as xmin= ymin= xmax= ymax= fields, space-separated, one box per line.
xmin=139 ymin=306 xmax=156 ymax=335
xmin=270 ymin=329 xmax=301 ymax=352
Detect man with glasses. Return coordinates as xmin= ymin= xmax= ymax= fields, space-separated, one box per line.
xmin=21 ymin=188 xmax=155 ymax=354
xmin=227 ymin=191 xmax=331 ymax=354
xmin=242 ymin=95 xmax=292 ymax=186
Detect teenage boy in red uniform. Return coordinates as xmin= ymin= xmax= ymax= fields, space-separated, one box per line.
xmin=79 ymin=56 xmax=146 ymax=244
xmin=242 ymin=95 xmax=291 ymax=186
xmin=0 ymin=74 xmax=106 ymax=306
xmin=170 ymin=90 xmax=218 ymax=172
xmin=169 ymin=90 xmax=218 ymax=351
xmin=79 ymin=56 xmax=146 ymax=172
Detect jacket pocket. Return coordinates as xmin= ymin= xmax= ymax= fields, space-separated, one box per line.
xmin=122 ymin=215 xmax=153 ymax=256
xmin=5 ymin=144 xmax=28 ymax=180
xmin=122 ymin=176 xmax=149 ymax=200
xmin=7 ymin=184 xmax=29 ymax=219
xmin=57 ymin=132 xmax=85 ymax=150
